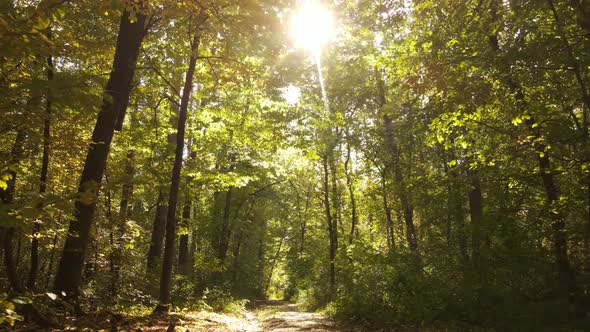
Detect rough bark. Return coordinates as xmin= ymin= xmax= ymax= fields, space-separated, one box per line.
xmin=54 ymin=10 xmax=146 ymax=298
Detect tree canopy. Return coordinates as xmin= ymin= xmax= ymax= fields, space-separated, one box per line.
xmin=1 ymin=0 xmax=590 ymax=330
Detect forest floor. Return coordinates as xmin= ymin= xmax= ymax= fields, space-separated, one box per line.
xmin=9 ymin=300 xmax=380 ymax=331
xmin=8 ymin=300 xmax=366 ymax=332
xmin=119 ymin=300 xmax=355 ymax=331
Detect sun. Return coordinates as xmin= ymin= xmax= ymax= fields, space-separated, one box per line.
xmin=290 ymin=1 xmax=334 ymax=54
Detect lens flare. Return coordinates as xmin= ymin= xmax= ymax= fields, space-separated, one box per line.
xmin=290 ymin=2 xmax=334 ymax=54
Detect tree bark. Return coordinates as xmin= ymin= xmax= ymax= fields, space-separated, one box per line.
xmin=54 ymin=10 xmax=146 ymax=299
xmin=157 ymin=32 xmax=201 ymax=310
xmin=148 ymin=190 xmax=167 ymax=272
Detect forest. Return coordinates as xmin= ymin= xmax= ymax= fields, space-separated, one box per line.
xmin=1 ymin=0 xmax=590 ymax=331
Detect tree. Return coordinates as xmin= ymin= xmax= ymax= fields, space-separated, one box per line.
xmin=54 ymin=5 xmax=148 ymax=299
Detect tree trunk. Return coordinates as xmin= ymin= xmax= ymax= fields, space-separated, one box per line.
xmin=322 ymin=155 xmax=336 ymax=296
xmin=156 ymin=32 xmax=201 ymax=310
xmin=381 ymin=172 xmax=395 ymax=251
xmin=111 ymin=150 xmax=135 ymax=297
xmin=28 ymin=51 xmax=53 ymax=290
xmin=377 ymin=72 xmax=418 ymax=253
xmin=469 ymin=171 xmax=484 ymax=262
xmin=488 ymin=25 xmax=573 ymax=288
xmin=1 ymin=125 xmax=27 ymax=293
xmin=344 ymin=140 xmax=358 ymax=246
xmin=54 ymin=10 xmax=146 ymax=299
xmin=178 ymin=199 xmax=191 ymax=274
xmin=148 ymin=190 xmax=167 ymax=272
xmin=218 ymin=187 xmax=233 ymax=264
xmin=264 ymin=235 xmax=285 ymax=297
xmin=444 ymin=152 xmax=468 ymax=262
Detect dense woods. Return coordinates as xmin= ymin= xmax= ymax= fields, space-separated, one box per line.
xmin=1 ymin=0 xmax=590 ymax=330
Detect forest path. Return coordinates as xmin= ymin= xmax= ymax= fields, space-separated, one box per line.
xmin=249 ymin=300 xmax=341 ymax=332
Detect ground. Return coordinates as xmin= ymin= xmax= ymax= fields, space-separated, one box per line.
xmin=6 ymin=300 xmax=377 ymax=331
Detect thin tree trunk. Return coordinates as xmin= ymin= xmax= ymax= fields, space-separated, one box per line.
xmin=178 ymin=200 xmax=190 ymax=274
xmin=488 ymin=23 xmax=573 ymax=288
xmin=444 ymin=152 xmax=468 ymax=262
xmin=344 ymin=140 xmax=358 ymax=246
xmin=382 ymin=172 xmax=395 ymax=251
xmin=469 ymin=171 xmax=484 ymax=262
xmin=1 ymin=125 xmax=27 ymax=293
xmin=148 ymin=190 xmax=167 ymax=272
xmin=54 ymin=10 xmax=146 ymax=299
xmin=28 ymin=51 xmax=53 ymax=290
xmin=264 ymin=235 xmax=285 ymax=296
xmin=111 ymin=150 xmax=135 ymax=297
xmin=231 ymin=231 xmax=243 ymax=285
xmin=44 ymin=230 xmax=59 ymax=290
xmin=322 ymin=155 xmax=336 ymax=296
xmin=377 ymin=72 xmax=418 ymax=252
xmin=156 ymin=31 xmax=201 ymax=310
xmin=218 ymin=187 xmax=233 ymax=264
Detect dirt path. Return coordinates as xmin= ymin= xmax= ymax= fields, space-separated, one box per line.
xmin=253 ymin=300 xmax=341 ymax=332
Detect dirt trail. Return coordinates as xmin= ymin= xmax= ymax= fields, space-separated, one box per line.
xmin=252 ymin=300 xmax=341 ymax=332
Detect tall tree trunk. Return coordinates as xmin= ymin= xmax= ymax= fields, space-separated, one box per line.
xmin=231 ymin=231 xmax=243 ymax=286
xmin=54 ymin=10 xmax=146 ymax=299
xmin=444 ymin=152 xmax=468 ymax=262
xmin=344 ymin=140 xmax=358 ymax=246
xmin=322 ymin=155 xmax=336 ymax=296
xmin=178 ymin=199 xmax=191 ymax=274
xmin=469 ymin=171 xmax=484 ymax=262
xmin=264 ymin=235 xmax=285 ymax=297
xmin=381 ymin=171 xmax=395 ymax=251
xmin=1 ymin=127 xmax=27 ymax=293
xmin=218 ymin=187 xmax=233 ymax=264
xmin=156 ymin=32 xmax=201 ymax=310
xmin=28 ymin=50 xmax=53 ymax=290
xmin=148 ymin=190 xmax=167 ymax=272
xmin=377 ymin=72 xmax=418 ymax=252
xmin=44 ymin=230 xmax=59 ymax=290
xmin=111 ymin=150 xmax=135 ymax=297
xmin=488 ymin=20 xmax=573 ymax=288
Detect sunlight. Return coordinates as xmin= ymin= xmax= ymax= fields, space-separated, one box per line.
xmin=281 ymin=85 xmax=301 ymax=105
xmin=290 ymin=1 xmax=334 ymax=54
